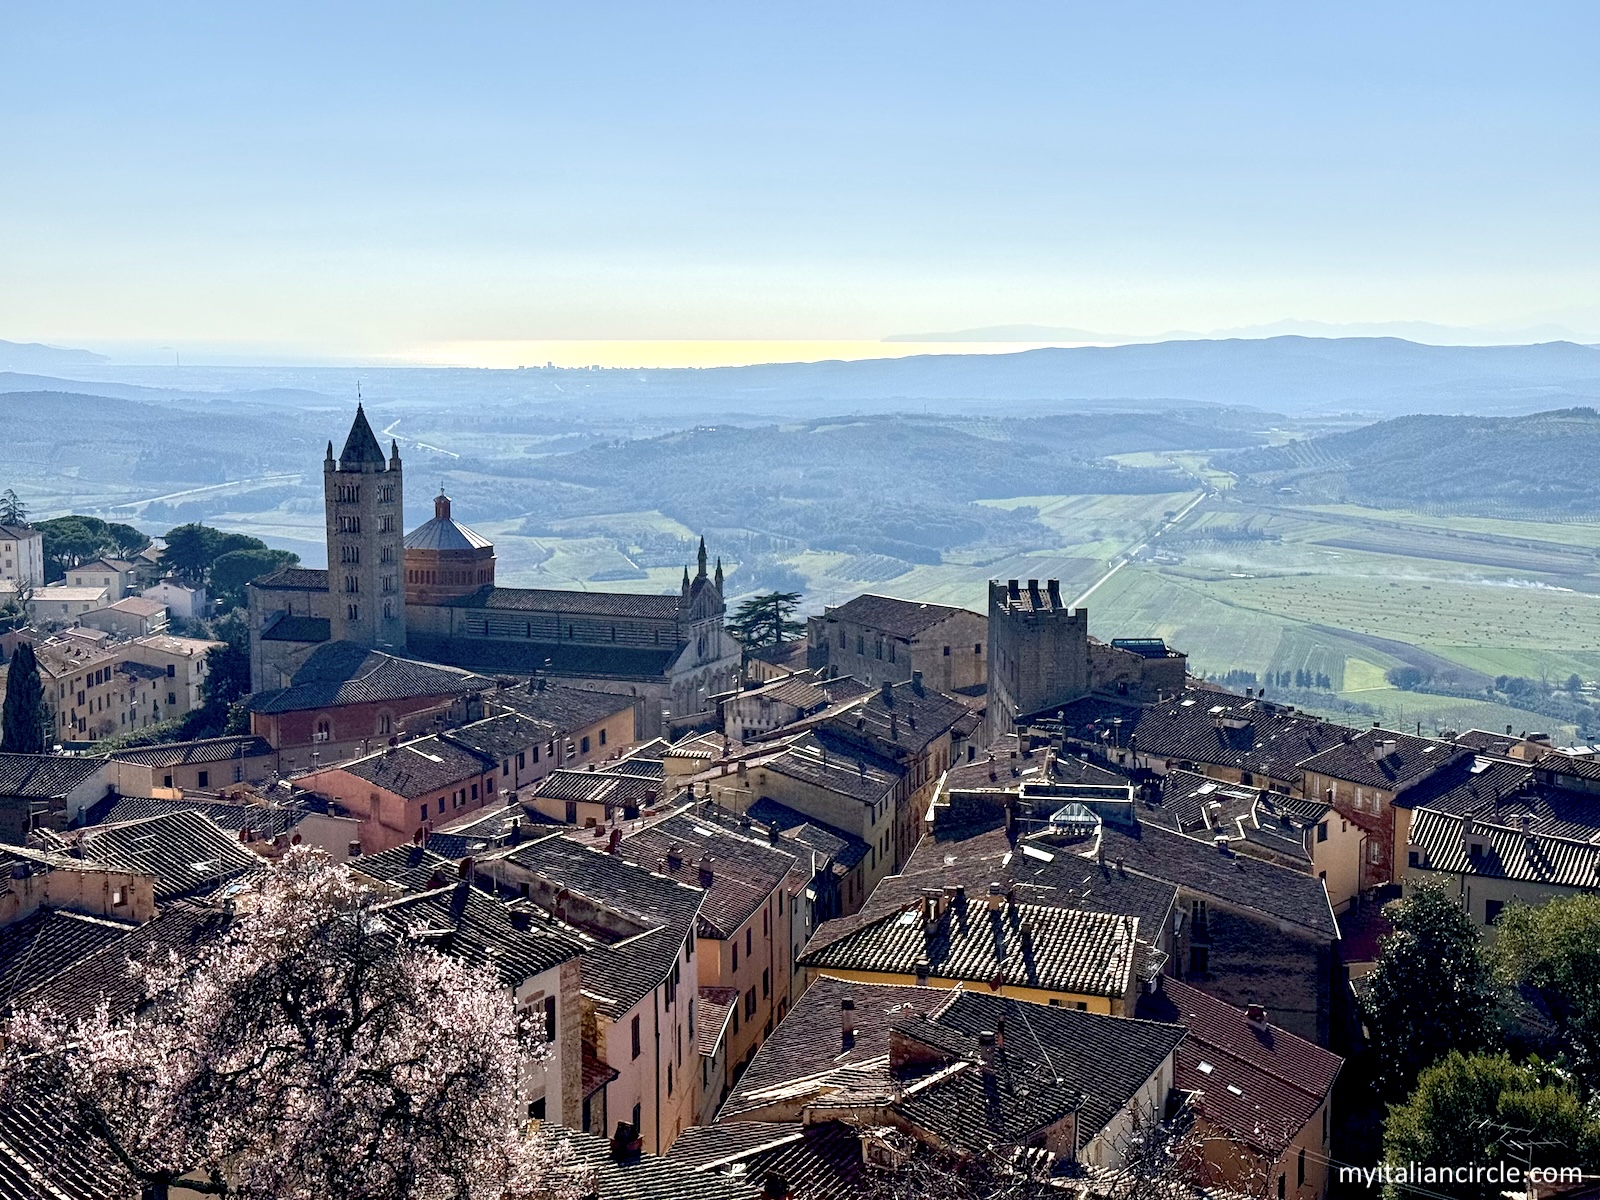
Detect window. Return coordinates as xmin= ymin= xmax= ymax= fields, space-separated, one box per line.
xmin=974 ymin=643 xmax=982 ymax=656
xmin=1316 ymin=821 xmax=1328 ymax=843
xmin=378 ymin=514 xmax=395 ymax=533
xmin=1277 ymin=1175 xmax=1285 ymax=1200
xmin=746 ymin=928 xmax=752 ymax=956
xmin=599 ymin=729 xmax=607 ymax=746
xmin=1298 ymin=1148 xmax=1306 ymax=1187
xmin=163 ymin=774 xmax=173 ymax=788
xmin=165 ymin=664 xmax=176 ymax=678
xmin=347 ymin=603 xmax=359 ymax=621
xmin=1485 ymin=899 xmax=1504 ymax=926
xmin=631 ymin=1015 xmax=641 ymax=1059
xmin=1368 ymin=841 xmax=1382 ymax=863
xmin=943 ymin=645 xmax=951 ymax=657
xmin=544 ymin=995 xmax=557 ymax=1043
xmin=731 ymin=943 xmax=738 ymax=970
xmin=197 ymin=771 xmax=209 ymax=789
xmin=528 ymin=1097 xmax=546 ymax=1120
xmin=517 ymin=751 xmax=526 ymax=769
xmin=631 ymin=1102 xmax=641 ymax=1136
xmin=471 ymin=782 xmax=479 ymax=800
xmin=565 ymin=801 xmax=577 ymax=824
xmin=732 ymin=1006 xmax=740 ymax=1033
xmin=1408 ymin=850 xmax=1420 ymax=868
xmin=112 ymin=887 xmax=126 ymax=907
xmin=167 ymin=692 xmax=176 ymax=706
xmin=745 ymin=988 xmax=757 ymax=1018
xmin=580 ymin=735 xmax=590 ymax=754
xmin=857 ymin=635 xmax=864 ymax=655
xmin=437 ymin=798 xmax=445 ymax=814
xmin=762 ymin=968 xmax=770 ymax=998
xmin=420 ymin=806 xmax=428 ymax=822
xmin=667 ymin=1063 xmax=673 ymax=1096
xmin=763 ymin=909 xmax=769 ymax=936
xmin=1189 ymin=945 xmax=1209 ymax=975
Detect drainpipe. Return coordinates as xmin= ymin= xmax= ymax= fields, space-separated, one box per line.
xmin=653 ymin=987 xmax=662 ymax=1153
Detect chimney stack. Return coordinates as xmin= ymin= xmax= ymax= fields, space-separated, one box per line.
xmin=841 ymin=996 xmax=856 ymax=1048
xmin=346 ymin=840 xmax=362 ymax=858
xmin=1245 ymin=1003 xmax=1268 ymax=1028
xmin=698 ymin=854 xmax=715 ymax=887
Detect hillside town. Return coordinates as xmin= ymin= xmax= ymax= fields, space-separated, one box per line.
xmin=1 ymin=409 xmax=1597 ymax=1199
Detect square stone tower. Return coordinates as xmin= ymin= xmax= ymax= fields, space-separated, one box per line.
xmin=324 ymin=404 xmax=406 ymax=651
xmin=986 ymin=577 xmax=1088 ymax=740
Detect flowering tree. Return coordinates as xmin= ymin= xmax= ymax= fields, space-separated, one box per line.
xmin=0 ymin=849 xmax=584 ymax=1200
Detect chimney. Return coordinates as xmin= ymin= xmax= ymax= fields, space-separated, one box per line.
xmin=1046 ymin=579 xmax=1061 ymax=607
xmin=890 ymin=712 xmax=899 ymax=740
xmin=607 ymin=827 xmax=623 ymax=854
xmin=346 ymin=840 xmax=362 ymax=858
xmin=995 ymin=1015 xmax=1006 ymax=1052
xmin=881 ymin=680 xmax=893 ymax=704
xmin=611 ymin=1122 xmax=643 ymax=1163
xmin=987 ymin=881 xmax=1005 ymax=912
xmin=509 ymin=909 xmax=532 ymax=931
xmin=914 ymin=958 xmax=930 ymax=985
xmin=1519 ymin=812 xmax=1533 ymax=838
xmin=976 ymin=1029 xmax=998 ymax=1072
xmin=911 ymin=670 xmax=924 ymax=696
xmin=841 ymin=996 xmax=856 ymax=1048
xmin=762 ymin=1172 xmax=792 ymax=1200
xmin=1245 ymin=1003 xmax=1268 ymax=1029
xmin=666 ymin=845 xmax=684 ymax=870
xmin=698 ymin=855 xmax=714 ymax=887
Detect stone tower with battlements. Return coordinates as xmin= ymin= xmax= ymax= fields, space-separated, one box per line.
xmin=324 ymin=404 xmax=406 ymax=651
xmin=986 ymin=577 xmax=1089 ymax=741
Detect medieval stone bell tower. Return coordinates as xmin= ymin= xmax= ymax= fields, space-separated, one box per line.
xmin=324 ymin=404 xmax=406 ymax=651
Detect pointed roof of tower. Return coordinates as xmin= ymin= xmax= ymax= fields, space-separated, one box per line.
xmin=697 ymin=536 xmax=708 ymax=579
xmin=339 ymin=404 xmax=387 ymax=468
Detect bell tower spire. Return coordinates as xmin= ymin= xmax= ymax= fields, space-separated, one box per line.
xmin=325 ymin=404 xmax=405 ymax=652
xmin=697 ymin=536 xmax=708 ymax=580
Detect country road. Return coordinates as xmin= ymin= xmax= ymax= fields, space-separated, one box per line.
xmin=1070 ymin=487 xmax=1211 ymax=608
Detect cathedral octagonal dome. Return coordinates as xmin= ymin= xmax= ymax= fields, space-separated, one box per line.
xmin=403 ymin=493 xmax=494 ymax=552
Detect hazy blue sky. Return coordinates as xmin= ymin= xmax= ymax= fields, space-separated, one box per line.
xmin=1 ymin=2 xmax=1595 ymax=362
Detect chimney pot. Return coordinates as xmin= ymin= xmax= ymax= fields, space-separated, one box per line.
xmin=1246 ymin=1003 xmax=1267 ymax=1027
xmin=347 ymin=840 xmax=362 ymax=858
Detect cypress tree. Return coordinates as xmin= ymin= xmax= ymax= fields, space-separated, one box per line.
xmin=1 ymin=641 xmax=47 ymax=754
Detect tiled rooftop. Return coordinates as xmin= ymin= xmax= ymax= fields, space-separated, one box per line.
xmin=373 ymin=881 xmax=587 ymax=987
xmin=1083 ymin=820 xmax=1339 ymax=941
xmin=799 ymin=886 xmax=1138 ymax=1000
xmin=0 ymin=753 xmax=107 ymax=799
xmin=335 ymin=736 xmax=493 ymax=800
xmin=1297 ymin=728 xmax=1463 ymax=791
xmin=77 ymin=810 xmax=260 ymax=901
xmin=1408 ymin=806 xmax=1600 ymax=888
xmin=621 ymin=808 xmax=799 ymax=939
xmin=1137 ymin=976 xmax=1341 ymax=1155
xmin=248 ymin=642 xmax=494 ymax=714
xmin=495 ymin=833 xmax=704 ymax=1017
xmin=107 ymin=735 xmax=274 ymax=769
xmin=821 ymin=593 xmax=977 ymax=638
